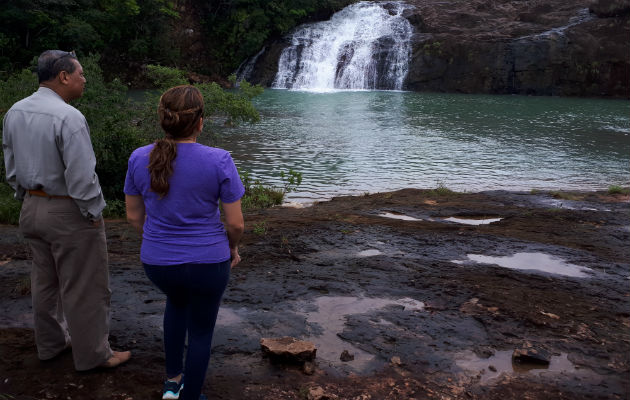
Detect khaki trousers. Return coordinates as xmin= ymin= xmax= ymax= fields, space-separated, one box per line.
xmin=19 ymin=194 xmax=113 ymax=370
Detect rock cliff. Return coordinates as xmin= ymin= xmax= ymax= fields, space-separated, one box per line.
xmin=244 ymin=0 xmax=629 ymax=97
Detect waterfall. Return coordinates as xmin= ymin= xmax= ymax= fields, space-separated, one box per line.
xmin=235 ymin=46 xmax=266 ymax=85
xmin=273 ymin=1 xmax=413 ymax=91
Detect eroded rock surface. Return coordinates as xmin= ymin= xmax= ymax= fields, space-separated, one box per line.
xmin=247 ymin=0 xmax=629 ymax=97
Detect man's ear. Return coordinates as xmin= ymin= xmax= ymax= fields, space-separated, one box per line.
xmin=58 ymin=70 xmax=69 ymax=85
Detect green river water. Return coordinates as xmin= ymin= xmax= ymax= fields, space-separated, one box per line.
xmin=207 ymin=89 xmax=629 ymax=203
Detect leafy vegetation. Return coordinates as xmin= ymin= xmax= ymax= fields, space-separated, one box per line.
xmin=0 ymin=0 xmax=180 ymax=78
xmin=252 ymin=221 xmax=267 ymax=236
xmin=0 ymin=0 xmax=356 ymax=78
xmin=204 ymin=0 xmax=356 ymax=72
xmin=0 ymin=183 xmax=21 ymax=225
xmin=0 ymin=58 xmax=297 ymax=224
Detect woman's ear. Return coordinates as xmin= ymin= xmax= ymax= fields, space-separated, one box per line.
xmin=198 ymin=117 xmax=204 ymax=132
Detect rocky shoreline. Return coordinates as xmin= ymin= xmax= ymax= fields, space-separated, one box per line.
xmin=1 ymin=188 xmax=629 ymax=399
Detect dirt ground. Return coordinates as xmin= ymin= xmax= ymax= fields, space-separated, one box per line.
xmin=0 ymin=189 xmax=629 ymax=400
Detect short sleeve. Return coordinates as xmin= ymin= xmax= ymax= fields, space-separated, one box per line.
xmin=218 ymin=151 xmax=245 ymax=203
xmin=123 ymin=152 xmax=141 ymax=196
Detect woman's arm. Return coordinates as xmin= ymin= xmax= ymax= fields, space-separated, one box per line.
xmin=222 ymin=199 xmax=244 ymax=267
xmin=125 ymin=194 xmax=145 ymax=233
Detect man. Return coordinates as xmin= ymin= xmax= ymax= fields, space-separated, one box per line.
xmin=2 ymin=50 xmax=131 ymax=370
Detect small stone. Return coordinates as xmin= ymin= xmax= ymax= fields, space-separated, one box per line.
xmin=488 ymin=365 xmax=497 ymax=372
xmin=512 ymin=345 xmax=551 ymax=365
xmin=540 ymin=311 xmax=560 ymax=319
xmin=303 ymin=361 xmax=315 ymax=375
xmin=340 ymin=350 xmax=354 ymax=362
xmin=308 ymin=386 xmax=337 ymax=400
xmin=390 ymin=356 xmax=402 ymax=366
xmin=260 ymin=337 xmax=317 ymax=363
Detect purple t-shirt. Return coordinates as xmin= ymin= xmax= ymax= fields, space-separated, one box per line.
xmin=124 ymin=143 xmax=245 ymax=265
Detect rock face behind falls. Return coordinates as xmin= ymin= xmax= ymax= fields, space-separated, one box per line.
xmin=243 ymin=0 xmax=629 ymax=97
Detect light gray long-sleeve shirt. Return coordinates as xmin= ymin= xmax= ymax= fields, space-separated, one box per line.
xmin=2 ymin=87 xmax=106 ymax=218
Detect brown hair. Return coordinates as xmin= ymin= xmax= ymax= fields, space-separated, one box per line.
xmin=148 ymin=85 xmax=204 ymax=197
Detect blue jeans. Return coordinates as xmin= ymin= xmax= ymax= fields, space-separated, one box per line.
xmin=144 ymin=260 xmax=230 ymax=400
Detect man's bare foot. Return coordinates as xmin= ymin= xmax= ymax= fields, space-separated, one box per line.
xmin=101 ymin=350 xmax=131 ymax=368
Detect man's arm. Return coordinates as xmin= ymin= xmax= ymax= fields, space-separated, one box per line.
xmin=62 ymin=122 xmax=106 ymax=219
xmin=2 ymin=115 xmax=17 ymax=190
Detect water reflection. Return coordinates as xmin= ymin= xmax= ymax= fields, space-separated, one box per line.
xmin=455 ymin=350 xmax=581 ymax=383
xmin=302 ymin=296 xmax=424 ymax=372
xmin=466 ymin=252 xmax=592 ymax=277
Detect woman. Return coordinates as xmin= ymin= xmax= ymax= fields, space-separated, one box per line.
xmin=124 ymin=85 xmax=244 ymax=400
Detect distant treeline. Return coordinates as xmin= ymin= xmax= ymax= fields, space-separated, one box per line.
xmin=0 ymin=0 xmax=354 ymax=79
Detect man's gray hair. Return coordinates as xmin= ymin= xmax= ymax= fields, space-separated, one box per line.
xmin=37 ymin=50 xmax=78 ymax=83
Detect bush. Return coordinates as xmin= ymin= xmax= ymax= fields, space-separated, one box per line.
xmin=74 ymin=55 xmax=147 ymax=201
xmin=0 ymin=183 xmax=21 ymax=225
xmin=0 ymin=60 xmax=271 ymax=224
xmin=239 ymin=169 xmax=303 ymax=211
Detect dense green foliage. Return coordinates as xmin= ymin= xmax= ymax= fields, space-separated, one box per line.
xmin=0 ymin=0 xmax=178 ymax=77
xmin=0 ymin=58 xmax=298 ymax=224
xmin=205 ymin=0 xmax=355 ymax=72
xmin=0 ymin=0 xmax=356 ymax=77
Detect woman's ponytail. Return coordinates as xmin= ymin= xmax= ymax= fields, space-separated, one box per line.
xmin=148 ymin=138 xmax=177 ymax=198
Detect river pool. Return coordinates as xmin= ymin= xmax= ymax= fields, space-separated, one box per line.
xmin=208 ymin=90 xmax=629 ymax=203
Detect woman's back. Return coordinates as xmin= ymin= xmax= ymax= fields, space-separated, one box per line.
xmin=125 ymin=142 xmax=244 ymax=265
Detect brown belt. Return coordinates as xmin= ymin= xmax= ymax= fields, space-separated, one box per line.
xmin=28 ymin=189 xmax=72 ymax=199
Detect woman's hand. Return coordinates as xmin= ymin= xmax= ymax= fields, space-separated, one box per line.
xmin=223 ymin=199 xmax=244 ymax=268
xmin=230 ymin=246 xmax=241 ymax=268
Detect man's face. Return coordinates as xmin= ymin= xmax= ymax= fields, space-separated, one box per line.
xmin=64 ymin=59 xmax=86 ymax=100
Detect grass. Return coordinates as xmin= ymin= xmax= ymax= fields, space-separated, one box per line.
xmin=252 ymin=221 xmax=267 ymax=236
xmin=608 ymin=185 xmax=630 ymax=195
xmin=428 ymin=182 xmax=455 ymax=196
xmin=550 ymin=191 xmax=582 ymax=201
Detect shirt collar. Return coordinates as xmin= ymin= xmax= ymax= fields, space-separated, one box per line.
xmin=37 ymin=86 xmax=66 ymax=103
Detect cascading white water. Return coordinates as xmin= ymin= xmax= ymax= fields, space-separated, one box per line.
xmin=273 ymin=1 xmax=413 ymax=91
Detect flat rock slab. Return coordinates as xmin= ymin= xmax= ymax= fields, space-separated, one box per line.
xmin=260 ymin=337 xmax=317 ymax=363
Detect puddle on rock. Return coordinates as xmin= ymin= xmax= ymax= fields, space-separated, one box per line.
xmin=443 ymin=217 xmax=502 ymax=225
xmin=378 ymin=212 xmax=421 ymax=221
xmin=456 ymin=350 xmax=579 ymax=383
xmin=303 ymin=296 xmax=424 ymax=372
xmin=357 ymin=249 xmax=383 ymax=257
xmin=467 ymin=252 xmax=592 ymax=278
xmin=217 ymin=307 xmax=247 ymax=326
xmin=282 ymin=201 xmax=313 ymax=209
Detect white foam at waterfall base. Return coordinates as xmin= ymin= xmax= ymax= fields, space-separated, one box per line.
xmin=273 ymin=1 xmax=413 ymax=91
